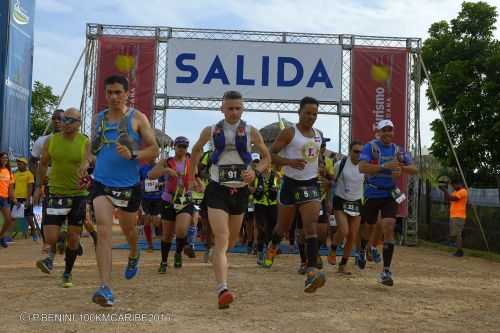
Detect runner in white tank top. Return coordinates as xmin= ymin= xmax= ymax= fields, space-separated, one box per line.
xmin=263 ymin=96 xmax=326 ymax=294
xmin=282 ymin=124 xmax=322 ymax=181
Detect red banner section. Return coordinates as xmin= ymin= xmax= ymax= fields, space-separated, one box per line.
xmin=351 ymin=47 xmax=409 ymax=216
xmin=94 ymin=36 xmax=157 ymax=120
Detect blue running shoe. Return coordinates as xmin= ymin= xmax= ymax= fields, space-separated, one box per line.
xmin=371 ymin=247 xmax=382 ymax=264
xmin=124 ymin=251 xmax=140 ymax=280
xmin=378 ymin=271 xmax=394 ymax=286
xmin=92 ymin=285 xmax=114 ymax=307
xmin=0 ymin=237 xmax=8 ymax=248
xmin=355 ymin=252 xmax=366 ymax=270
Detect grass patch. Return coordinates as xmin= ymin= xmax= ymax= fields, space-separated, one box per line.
xmin=419 ymin=240 xmax=500 ymax=262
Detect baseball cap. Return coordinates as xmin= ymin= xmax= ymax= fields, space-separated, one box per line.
xmin=174 ymin=136 xmax=189 ymax=147
xmin=376 ymin=119 xmax=394 ymax=130
xmin=251 ymin=153 xmax=260 ymax=162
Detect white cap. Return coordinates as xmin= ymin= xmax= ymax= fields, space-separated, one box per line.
xmin=251 ymin=153 xmax=261 ymax=161
xmin=376 ymin=119 xmax=394 ymax=130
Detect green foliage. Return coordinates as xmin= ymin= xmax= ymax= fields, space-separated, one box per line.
xmin=421 ymin=2 xmax=500 ymax=187
xmin=31 ymin=81 xmax=59 ymax=143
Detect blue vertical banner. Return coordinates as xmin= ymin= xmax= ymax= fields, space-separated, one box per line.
xmin=0 ymin=0 xmax=35 ymax=157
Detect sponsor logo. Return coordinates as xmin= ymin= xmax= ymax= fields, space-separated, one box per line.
xmin=12 ymin=0 xmax=30 ymax=26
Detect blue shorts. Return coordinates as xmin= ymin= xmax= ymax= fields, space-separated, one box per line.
xmin=0 ymin=197 xmax=9 ymax=209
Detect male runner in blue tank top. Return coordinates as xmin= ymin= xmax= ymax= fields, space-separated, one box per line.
xmin=88 ymin=75 xmax=159 ymax=307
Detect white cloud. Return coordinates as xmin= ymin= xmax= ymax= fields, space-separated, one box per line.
xmin=37 ymin=0 xmax=73 ymax=13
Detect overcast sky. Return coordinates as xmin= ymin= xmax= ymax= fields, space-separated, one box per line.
xmin=33 ymin=0 xmax=500 ymax=152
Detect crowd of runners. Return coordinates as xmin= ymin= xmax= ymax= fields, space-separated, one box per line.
xmin=0 ymin=75 xmax=423 ymax=310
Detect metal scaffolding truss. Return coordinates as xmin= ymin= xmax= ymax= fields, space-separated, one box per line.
xmin=81 ymin=24 xmax=421 ymax=244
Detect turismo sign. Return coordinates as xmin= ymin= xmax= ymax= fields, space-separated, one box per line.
xmin=166 ymin=39 xmax=342 ymax=102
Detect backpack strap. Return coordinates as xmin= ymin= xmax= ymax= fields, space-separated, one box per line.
xmin=336 ymin=157 xmax=348 ymax=180
xmin=235 ymin=120 xmax=252 ymax=166
xmin=210 ymin=120 xmax=225 ymax=165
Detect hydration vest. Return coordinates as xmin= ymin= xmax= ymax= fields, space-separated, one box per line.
xmin=165 ymin=157 xmax=191 ymax=194
xmin=91 ymin=108 xmax=139 ymax=155
xmin=210 ymin=120 xmax=252 ymax=166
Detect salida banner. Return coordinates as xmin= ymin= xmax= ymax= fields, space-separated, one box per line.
xmin=351 ymin=47 xmax=409 ymax=216
xmin=166 ymin=39 xmax=342 ymax=102
xmin=95 ymin=36 xmax=157 ymax=119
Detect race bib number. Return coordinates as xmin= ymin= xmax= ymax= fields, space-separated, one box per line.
xmin=144 ymin=179 xmax=160 ymax=193
xmin=391 ymin=188 xmax=406 ymax=204
xmin=293 ymin=185 xmax=320 ymax=203
xmin=105 ymin=187 xmax=133 ymax=208
xmin=47 ymin=197 xmax=73 ymax=216
xmin=302 ymin=142 xmax=319 ymax=162
xmin=342 ymin=201 xmax=360 ymax=216
xmin=329 ymin=215 xmax=337 ymax=227
xmin=219 ymin=165 xmax=245 ymax=183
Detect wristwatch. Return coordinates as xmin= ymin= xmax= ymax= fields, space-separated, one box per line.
xmin=130 ymin=151 xmax=138 ymax=160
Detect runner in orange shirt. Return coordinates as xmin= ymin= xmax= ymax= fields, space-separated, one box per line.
xmin=0 ymin=152 xmax=15 ymax=248
xmin=439 ymin=178 xmax=468 ymax=257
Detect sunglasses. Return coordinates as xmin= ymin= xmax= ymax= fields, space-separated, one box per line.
xmin=352 ymin=150 xmax=362 ymax=154
xmin=62 ymin=116 xmax=80 ymax=125
xmin=176 ymin=144 xmax=188 ymax=149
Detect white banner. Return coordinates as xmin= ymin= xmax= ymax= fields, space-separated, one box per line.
xmin=166 ymin=39 xmax=342 ymax=102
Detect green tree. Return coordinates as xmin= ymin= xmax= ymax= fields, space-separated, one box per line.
xmin=31 ymin=81 xmax=59 ymax=143
xmin=421 ymin=1 xmax=500 ymax=187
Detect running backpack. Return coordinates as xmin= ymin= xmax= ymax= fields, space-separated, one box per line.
xmin=209 ymin=120 xmax=252 ymax=166
xmin=91 ymin=108 xmax=138 ymax=155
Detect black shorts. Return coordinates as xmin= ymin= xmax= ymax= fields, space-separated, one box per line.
xmin=161 ymin=200 xmax=195 ymax=221
xmin=204 ymin=181 xmax=249 ymax=215
xmin=13 ymin=198 xmax=34 ymax=217
xmin=92 ymin=181 xmax=142 ymax=213
xmin=142 ymin=199 xmax=162 ymax=216
xmin=278 ymin=176 xmax=321 ymax=206
xmin=43 ymin=195 xmax=87 ymax=227
xmin=254 ymin=204 xmax=277 ymax=227
xmin=362 ymin=197 xmax=398 ymax=225
xmin=332 ymin=195 xmax=363 ymax=211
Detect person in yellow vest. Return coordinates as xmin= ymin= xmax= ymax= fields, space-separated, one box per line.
xmin=13 ymin=157 xmax=36 ymax=240
xmin=251 ymin=163 xmax=280 ymax=265
xmin=35 ymin=108 xmax=91 ymax=288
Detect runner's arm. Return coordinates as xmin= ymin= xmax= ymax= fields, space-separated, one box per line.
xmin=251 ymin=127 xmax=271 ymax=174
xmin=136 ymin=112 xmax=160 ymax=162
xmin=270 ymin=127 xmax=295 ymax=168
xmin=148 ymin=160 xmax=176 ymax=179
xmin=189 ymin=126 xmax=212 ymax=182
xmin=401 ymin=163 xmax=418 ymax=175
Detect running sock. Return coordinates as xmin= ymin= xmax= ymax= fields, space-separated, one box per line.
xmin=144 ymin=224 xmax=153 ymax=247
xmin=271 ymin=232 xmax=282 ymax=247
xmin=64 ymin=247 xmax=78 ymax=274
xmin=48 ymin=248 xmax=55 ymax=261
xmin=298 ymin=242 xmax=306 ymax=264
xmin=305 ymin=236 xmax=319 ymax=269
xmin=383 ymin=240 xmax=395 ymax=272
xmin=257 ymin=242 xmax=265 ymax=253
xmin=340 ymin=257 xmax=348 ymax=266
xmin=187 ymin=225 xmax=197 ymax=245
xmin=161 ymin=241 xmax=171 ymax=263
xmin=216 ymin=282 xmax=228 ymax=295
xmin=176 ymin=237 xmax=186 ymax=255
xmin=360 ymin=239 xmax=368 ymax=252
